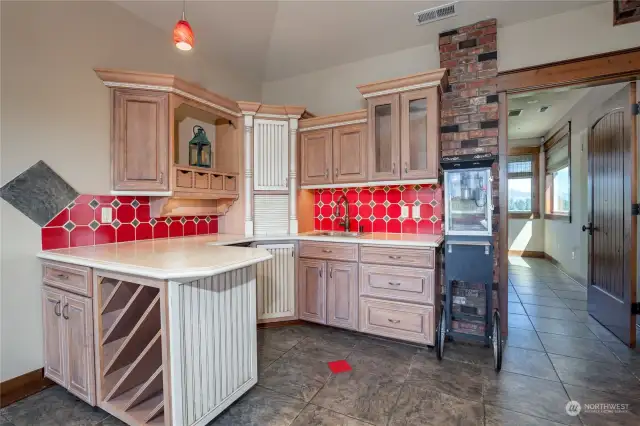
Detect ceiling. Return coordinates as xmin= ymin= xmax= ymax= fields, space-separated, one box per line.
xmin=507 ymin=87 xmax=591 ymax=140
xmin=116 ymin=0 xmax=601 ymax=82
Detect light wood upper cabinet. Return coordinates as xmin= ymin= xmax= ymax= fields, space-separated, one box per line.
xmin=113 ymin=89 xmax=169 ymax=191
xmin=400 ymin=88 xmax=440 ymax=179
xmin=368 ymin=94 xmax=400 ymax=181
xmin=298 ymin=258 xmax=326 ymax=324
xmin=42 ymin=286 xmax=95 ymax=405
xmin=300 ymin=129 xmax=332 ymax=186
xmin=326 ymin=261 xmax=358 ymax=330
xmin=332 ymin=124 xmax=367 ymax=183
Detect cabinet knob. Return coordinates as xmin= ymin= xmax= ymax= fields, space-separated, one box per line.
xmin=388 ymin=318 xmax=400 ymax=324
xmin=324 ymin=169 xmax=329 ymax=178
xmin=62 ymin=303 xmax=69 ymax=320
xmin=329 ymin=268 xmax=333 ymax=278
xmin=319 ymin=268 xmax=323 ymax=278
xmin=160 ymin=172 xmax=164 ymax=184
xmin=388 ymin=281 xmax=401 ymax=286
xmin=388 ymin=255 xmax=401 ymax=260
xmin=392 ymin=163 xmax=396 ymax=175
xmin=335 ymin=168 xmax=338 ymax=177
xmin=404 ymin=162 xmax=408 ymax=174
xmin=54 ymin=301 xmax=61 ymax=317
xmin=322 ymin=249 xmax=333 ymax=253
xmin=55 ymin=273 xmax=69 ymax=280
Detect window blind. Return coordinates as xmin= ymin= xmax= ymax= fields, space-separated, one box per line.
xmin=545 ymin=134 xmax=569 ymax=173
xmin=508 ymin=155 xmax=533 ymax=179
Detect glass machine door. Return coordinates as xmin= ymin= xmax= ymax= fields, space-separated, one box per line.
xmin=445 ymin=168 xmax=492 ymax=236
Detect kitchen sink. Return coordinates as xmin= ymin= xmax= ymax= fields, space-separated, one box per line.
xmin=312 ymin=231 xmax=364 ymax=238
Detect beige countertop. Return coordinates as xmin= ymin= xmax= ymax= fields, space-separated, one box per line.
xmin=37 ymin=232 xmax=443 ymax=280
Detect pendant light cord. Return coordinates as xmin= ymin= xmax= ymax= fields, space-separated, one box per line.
xmin=182 ymin=0 xmax=186 ymax=20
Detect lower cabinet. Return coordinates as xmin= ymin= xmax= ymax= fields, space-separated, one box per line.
xmin=42 ymin=286 xmax=95 ymax=405
xmin=299 ymin=258 xmax=358 ymax=329
xmin=256 ymin=243 xmax=296 ymax=323
xmin=359 ymin=297 xmax=434 ymax=345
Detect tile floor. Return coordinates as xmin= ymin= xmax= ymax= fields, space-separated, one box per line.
xmin=2 ymin=258 xmax=639 ymax=425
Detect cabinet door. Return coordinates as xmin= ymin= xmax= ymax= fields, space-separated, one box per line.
xmin=113 ymin=89 xmax=169 ymax=191
xmin=333 ymin=124 xmax=367 ymax=183
xmin=298 ymin=258 xmax=326 ymax=324
xmin=326 ymin=261 xmax=358 ymax=330
xmin=256 ymin=244 xmax=296 ymax=322
xmin=42 ymin=287 xmax=66 ymax=387
xmin=254 ymin=119 xmax=289 ymax=191
xmin=300 ymin=129 xmax=332 ymax=186
xmin=368 ymin=94 xmax=400 ymax=181
xmin=400 ymin=88 xmax=439 ymax=179
xmin=63 ymin=293 xmax=96 ymax=405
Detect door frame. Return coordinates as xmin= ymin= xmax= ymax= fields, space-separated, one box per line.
xmin=496 ymin=47 xmax=640 ymax=336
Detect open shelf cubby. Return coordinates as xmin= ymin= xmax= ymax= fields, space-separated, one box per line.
xmin=96 ymin=274 xmax=166 ymax=426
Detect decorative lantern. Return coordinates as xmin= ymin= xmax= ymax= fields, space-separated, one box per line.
xmin=188 ymin=125 xmax=212 ymax=168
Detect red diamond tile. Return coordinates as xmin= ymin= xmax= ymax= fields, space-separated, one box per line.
xmin=135 ymin=205 xmax=151 ymax=222
xmin=402 ymin=189 xmax=418 ymax=204
xmin=74 ymin=195 xmax=94 ymax=204
xmin=328 ymin=360 xmax=351 ymax=374
xmin=314 ymin=191 xmax=321 ymax=204
xmin=372 ymin=205 xmax=386 ymax=220
xmin=349 ymin=219 xmax=358 ymax=232
xmin=183 ymin=221 xmax=196 ymax=236
xmin=360 ymin=219 xmax=372 ymax=233
xmin=387 ymin=204 xmax=401 ymax=219
xmin=197 ymin=221 xmax=209 ymax=235
xmin=320 ymin=191 xmax=332 ymax=204
xmin=94 ymin=195 xmax=116 ymax=204
xmin=169 ymin=222 xmax=183 ymax=238
xmin=70 ymin=226 xmax=94 ymax=248
xmin=320 ymin=205 xmax=332 ymax=217
xmin=116 ymin=205 xmax=136 ymax=224
xmin=154 ymin=222 xmax=169 ymax=239
xmin=70 ymin=204 xmax=94 ymax=226
xmin=358 ymin=190 xmax=372 ymax=204
xmin=209 ymin=218 xmax=219 ymax=234
xmin=418 ymin=220 xmax=434 ymax=234
xmin=387 ymin=188 xmax=401 ymax=203
xmin=346 ymin=189 xmax=358 ymax=203
xmin=42 ymin=227 xmax=69 ymax=250
xmin=95 ymin=225 xmax=115 ymax=245
xmin=387 ymin=218 xmax=401 ymax=234
xmin=320 ymin=218 xmax=332 ymax=230
xmin=116 ymin=196 xmax=135 ymax=204
xmin=372 ymin=218 xmax=386 ymax=233
xmin=136 ymin=223 xmax=153 ymax=241
xmin=372 ymin=189 xmax=386 ymax=204
xmin=432 ymin=203 xmax=442 ymax=219
xmin=418 ymin=188 xmax=434 ymax=203
xmin=421 ymin=204 xmax=434 ymax=220
xmin=314 ymin=205 xmax=321 ymax=217
xmin=117 ymin=224 xmax=136 ymax=242
xmin=314 ymin=218 xmax=321 ymax=230
xmin=435 ymin=188 xmax=443 ymax=203
xmin=402 ymin=219 xmax=417 ymax=234
xmin=359 ymin=204 xmax=372 ymax=219
xmin=136 ymin=196 xmax=150 ymax=204
xmin=46 ymin=208 xmax=69 ymax=227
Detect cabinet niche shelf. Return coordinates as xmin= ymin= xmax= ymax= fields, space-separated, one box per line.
xmin=96 ymin=274 xmax=167 ymax=426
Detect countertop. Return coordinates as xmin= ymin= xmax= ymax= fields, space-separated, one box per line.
xmin=37 ymin=232 xmax=443 ymax=280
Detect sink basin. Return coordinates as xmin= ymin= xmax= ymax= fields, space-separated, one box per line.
xmin=313 ymin=231 xmax=363 ymax=238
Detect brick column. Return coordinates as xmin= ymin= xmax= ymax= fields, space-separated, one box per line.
xmin=438 ymin=19 xmax=501 ymax=285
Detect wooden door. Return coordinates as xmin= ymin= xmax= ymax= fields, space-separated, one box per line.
xmin=254 ymin=119 xmax=289 ymax=191
xmin=326 ymin=261 xmax=358 ymax=330
xmin=333 ymin=124 xmax=367 ymax=183
xmin=300 ymin=129 xmax=332 ymax=186
xmin=113 ymin=89 xmax=169 ymax=191
xmin=63 ymin=293 xmax=96 ymax=405
xmin=587 ymin=82 xmax=637 ymax=347
xmin=368 ymin=94 xmax=400 ymax=181
xmin=298 ymin=258 xmax=326 ymax=324
xmin=400 ymin=87 xmax=439 ymax=179
xmin=256 ymin=244 xmax=296 ymax=323
xmin=42 ymin=287 xmax=66 ymax=387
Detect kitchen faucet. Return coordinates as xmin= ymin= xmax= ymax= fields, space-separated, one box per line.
xmin=335 ymin=194 xmax=351 ymax=232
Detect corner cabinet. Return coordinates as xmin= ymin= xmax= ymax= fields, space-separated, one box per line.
xmin=358 ymin=69 xmax=447 ymax=182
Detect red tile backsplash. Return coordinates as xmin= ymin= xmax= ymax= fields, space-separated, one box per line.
xmin=313 ymin=184 xmax=442 ymax=235
xmin=41 ymin=195 xmax=219 ymax=250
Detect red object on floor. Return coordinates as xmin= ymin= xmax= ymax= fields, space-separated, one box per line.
xmin=328 ymin=360 xmax=352 ymax=374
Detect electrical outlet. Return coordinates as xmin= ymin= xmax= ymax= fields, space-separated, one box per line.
xmin=101 ymin=207 xmax=112 ymax=224
xmin=571 ymin=251 xmax=575 ymax=260
xmin=412 ymin=205 xmax=421 ymax=219
xmin=401 ymin=205 xmax=409 ymax=218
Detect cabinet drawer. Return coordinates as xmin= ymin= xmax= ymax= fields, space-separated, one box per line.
xmin=360 ymin=264 xmax=434 ymax=305
xmin=211 ymin=174 xmax=224 ymax=190
xmin=42 ymin=261 xmax=92 ymax=297
xmin=224 ymin=175 xmax=237 ymax=192
xmin=299 ymin=241 xmax=358 ymax=262
xmin=176 ymin=169 xmax=193 ymax=188
xmin=359 ymin=297 xmax=434 ymax=345
xmin=360 ymin=245 xmax=434 ymax=268
xmin=194 ymin=172 xmax=209 ymax=189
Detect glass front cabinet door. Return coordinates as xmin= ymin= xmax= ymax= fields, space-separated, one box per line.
xmin=400 ymin=87 xmax=439 ymax=179
xmin=444 ymin=168 xmax=492 ymax=236
xmin=367 ymin=94 xmax=400 ymax=180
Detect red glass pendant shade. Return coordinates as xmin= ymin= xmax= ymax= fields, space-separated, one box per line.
xmin=174 ymin=18 xmax=194 ymax=51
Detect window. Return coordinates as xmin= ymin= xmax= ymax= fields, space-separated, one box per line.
xmin=544 ymin=122 xmax=571 ymax=221
xmin=508 ymin=148 xmax=540 ymax=219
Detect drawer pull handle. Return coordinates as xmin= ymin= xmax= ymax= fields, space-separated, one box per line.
xmin=388 ymin=255 xmax=401 ymax=260
xmin=388 ymin=318 xmax=400 ymax=324
xmin=319 ymin=268 xmax=323 ymax=278
xmin=388 ymin=282 xmax=401 ymax=286
xmin=62 ymin=304 xmax=69 ymax=320
xmin=55 ymin=273 xmax=69 ymax=280
xmin=54 ymin=301 xmax=61 ymax=317
xmin=322 ymin=249 xmax=333 ymax=253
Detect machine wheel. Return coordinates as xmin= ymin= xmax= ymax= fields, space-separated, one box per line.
xmin=492 ymin=311 xmax=503 ymax=372
xmin=436 ymin=309 xmax=446 ymax=360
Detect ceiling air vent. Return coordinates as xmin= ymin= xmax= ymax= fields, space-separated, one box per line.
xmin=508 ymin=109 xmax=523 ymax=117
xmin=415 ymin=2 xmax=458 ymax=26
xmin=539 ymin=106 xmax=550 ymax=112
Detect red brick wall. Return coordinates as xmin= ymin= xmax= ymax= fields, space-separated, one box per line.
xmin=439 ymin=18 xmax=500 ymax=281
xmin=41 ymin=195 xmax=218 ymax=250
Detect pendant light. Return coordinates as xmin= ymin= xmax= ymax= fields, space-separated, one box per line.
xmin=173 ymin=0 xmax=194 ymax=51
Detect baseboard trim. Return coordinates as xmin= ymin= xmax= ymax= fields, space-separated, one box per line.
xmin=257 ymin=319 xmax=306 ymax=329
xmin=508 ymin=250 xmax=545 ymax=258
xmin=544 ymin=253 xmax=587 ymax=287
xmin=0 ymin=368 xmax=54 ymax=408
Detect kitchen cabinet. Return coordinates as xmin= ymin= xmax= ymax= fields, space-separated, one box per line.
xmin=332 ymin=125 xmax=368 ymax=184
xmin=300 ymin=129 xmax=333 ymax=186
xmin=256 ymin=243 xmax=297 ymax=323
xmin=42 ymin=286 xmax=95 ymax=405
xmin=298 ymin=258 xmax=326 ymax=324
xmin=326 ymin=261 xmax=358 ymax=330
xmin=400 ymin=88 xmax=440 ymax=179
xmin=113 ymin=89 xmax=169 ymax=192
xmin=368 ymin=94 xmax=400 ymax=181
xmin=254 ymin=119 xmax=290 ymax=191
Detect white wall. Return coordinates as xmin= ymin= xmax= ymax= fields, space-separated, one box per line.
xmin=0 ymin=1 xmax=260 ymax=382
xmin=262 ymin=2 xmax=640 ymax=115
xmin=543 ymin=84 xmax=626 ymax=284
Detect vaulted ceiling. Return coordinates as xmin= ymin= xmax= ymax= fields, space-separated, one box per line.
xmin=116 ymin=1 xmax=601 ymax=82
